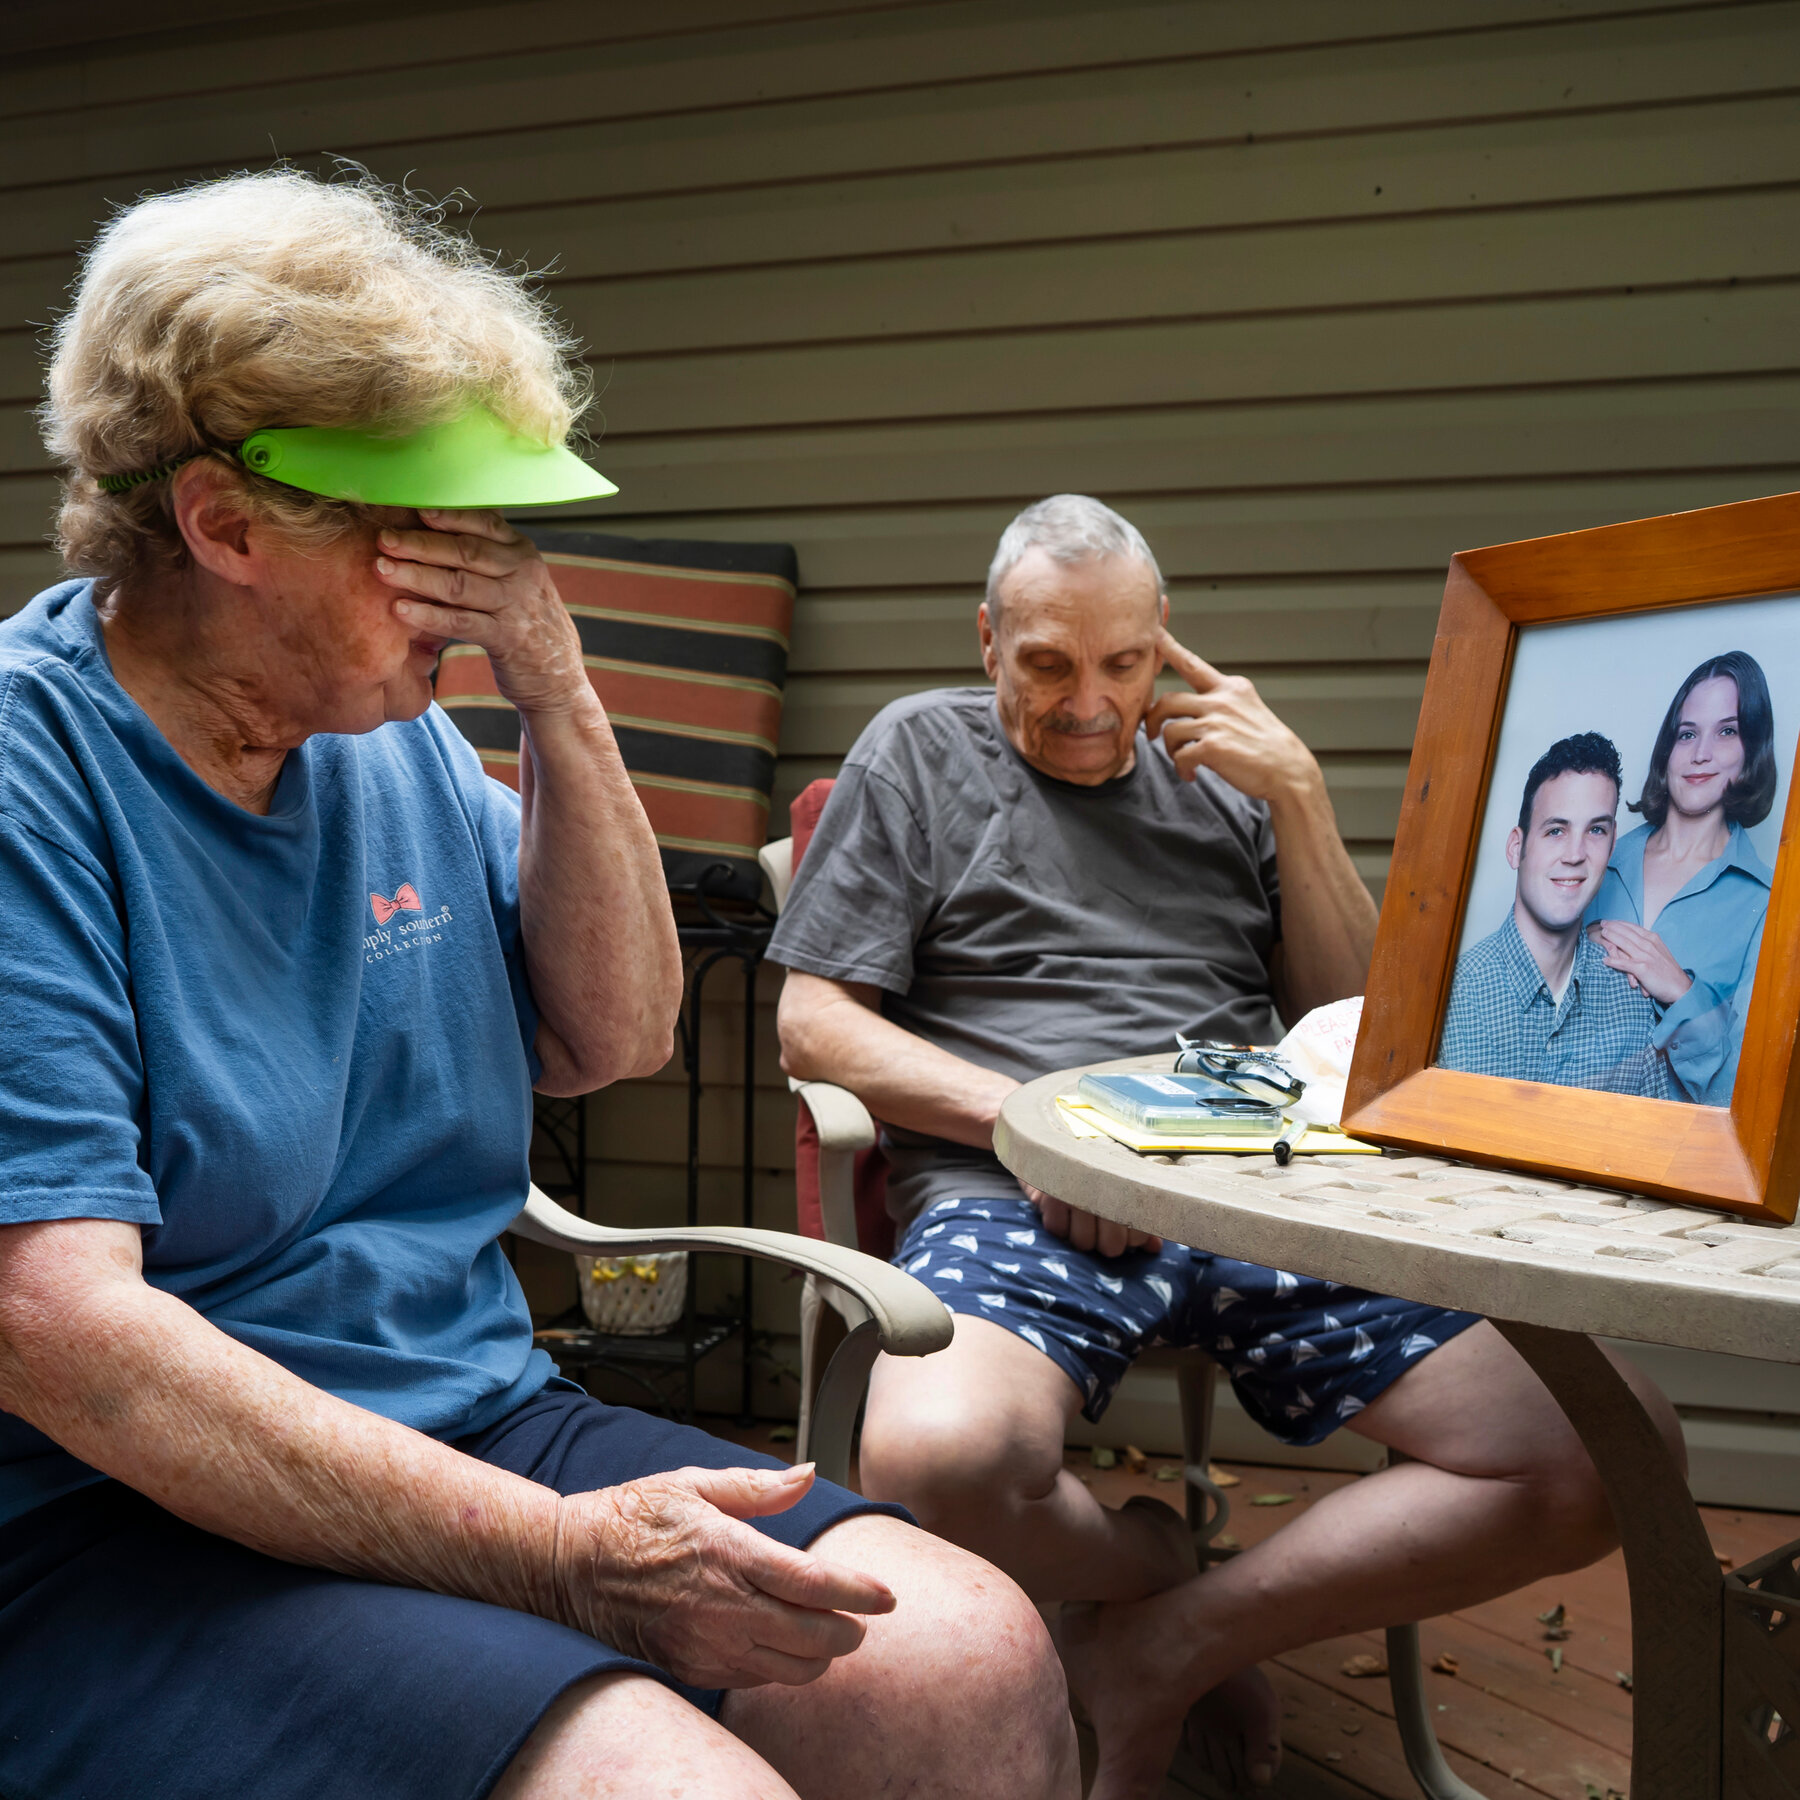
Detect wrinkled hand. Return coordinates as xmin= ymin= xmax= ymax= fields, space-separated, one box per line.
xmin=374 ymin=509 xmax=586 ymax=716
xmin=550 ymin=1463 xmax=895 ymax=1690
xmin=1024 ymin=1183 xmax=1161 ymax=1257
xmin=1587 ymin=920 xmax=1693 ymax=1007
xmin=1145 ymin=630 xmax=1318 ymax=804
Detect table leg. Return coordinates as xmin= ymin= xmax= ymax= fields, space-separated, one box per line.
xmin=1491 ymin=1318 xmax=1723 ymax=1800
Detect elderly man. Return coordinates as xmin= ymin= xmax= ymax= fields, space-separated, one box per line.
xmin=772 ymin=495 xmax=1681 ymax=1800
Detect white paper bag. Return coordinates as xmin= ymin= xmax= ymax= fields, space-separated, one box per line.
xmin=1273 ymin=995 xmax=1364 ymax=1128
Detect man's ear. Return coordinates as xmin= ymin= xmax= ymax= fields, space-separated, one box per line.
xmin=169 ymin=460 xmax=258 ymax=586
xmin=977 ymin=600 xmax=1000 ymax=680
xmin=1506 ymin=824 xmax=1524 ymax=872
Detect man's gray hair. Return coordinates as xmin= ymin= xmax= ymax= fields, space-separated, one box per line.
xmin=984 ymin=494 xmax=1164 ymax=625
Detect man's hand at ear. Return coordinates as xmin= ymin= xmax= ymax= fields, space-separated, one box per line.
xmin=1144 ymin=629 xmax=1378 ymax=1022
xmin=1145 ymin=631 xmax=1317 ymax=803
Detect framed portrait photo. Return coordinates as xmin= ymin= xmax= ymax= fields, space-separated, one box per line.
xmin=1343 ymin=490 xmax=1800 ymax=1223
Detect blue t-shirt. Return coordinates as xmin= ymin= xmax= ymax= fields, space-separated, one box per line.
xmin=0 ymin=582 xmax=553 ymax=1526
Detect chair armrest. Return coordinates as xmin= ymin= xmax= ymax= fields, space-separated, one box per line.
xmin=757 ymin=837 xmax=794 ymax=911
xmin=510 ymin=1186 xmax=949 ymax=1358
xmin=790 ymin=1078 xmax=875 ymax=1250
xmin=788 ymin=1077 xmax=876 ymax=1152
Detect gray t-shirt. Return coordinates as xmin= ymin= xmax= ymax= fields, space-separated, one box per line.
xmin=768 ymin=688 xmax=1282 ymax=1225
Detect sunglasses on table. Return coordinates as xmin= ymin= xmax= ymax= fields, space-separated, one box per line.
xmin=1172 ymin=1036 xmax=1307 ymax=1106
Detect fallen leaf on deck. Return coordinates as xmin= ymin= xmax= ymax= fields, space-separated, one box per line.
xmin=1251 ymin=1493 xmax=1294 ymax=1507
xmin=1543 ymin=1624 xmax=1572 ymax=1641
xmin=1207 ymin=1464 xmax=1242 ymax=1488
xmin=1122 ymin=1445 xmax=1147 ymax=1474
xmin=1154 ymin=1465 xmax=1181 ymax=1482
xmin=1341 ymin=1723 xmax=1361 ymax=1736
xmin=767 ymin=1425 xmax=797 ymax=1443
xmin=1536 ymin=1603 xmax=1566 ymax=1628
xmin=1547 ymin=1646 xmax=1563 ymax=1674
xmin=1432 ymin=1653 xmax=1460 ymax=1676
xmin=1616 ymin=1670 xmax=1633 ymax=1691
xmin=1324 ymin=1751 xmax=1343 ymax=1762
xmin=1341 ymin=1653 xmax=1388 ymax=1678
xmin=1090 ymin=1446 xmax=1117 ymax=1470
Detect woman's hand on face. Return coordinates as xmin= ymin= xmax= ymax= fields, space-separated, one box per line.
xmin=550 ymin=1463 xmax=895 ymax=1690
xmin=1589 ymin=920 xmax=1694 ymax=1007
xmin=373 ymin=509 xmax=586 ymax=716
xmin=1024 ymin=1182 xmax=1162 ymax=1257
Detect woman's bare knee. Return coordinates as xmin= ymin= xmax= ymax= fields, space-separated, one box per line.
xmin=493 ymin=1671 xmax=797 ymax=1800
xmin=727 ymin=1516 xmax=1078 ymax=1800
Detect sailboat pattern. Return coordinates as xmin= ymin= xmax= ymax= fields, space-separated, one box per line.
xmin=894 ymin=1193 xmax=1482 ymax=1441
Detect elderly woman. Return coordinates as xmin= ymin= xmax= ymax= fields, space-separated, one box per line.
xmin=0 ymin=172 xmax=1072 ymax=1800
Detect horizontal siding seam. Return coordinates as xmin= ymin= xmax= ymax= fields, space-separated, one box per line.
xmin=0 ymin=0 xmax=948 ymax=120
xmin=594 ymin=271 xmax=1800 ymax=367
xmin=463 ymin=79 xmax=1800 ymax=224
xmin=0 ymin=0 xmax=1762 ymax=149
xmin=534 ymin=170 xmax=1800 ymax=294
xmin=0 ymin=2 xmax=1778 ymax=201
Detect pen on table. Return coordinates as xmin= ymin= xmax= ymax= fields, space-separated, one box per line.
xmin=1272 ymin=1118 xmax=1307 ymax=1166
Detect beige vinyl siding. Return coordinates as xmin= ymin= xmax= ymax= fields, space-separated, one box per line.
xmin=4 ymin=2 xmax=1799 ymax=1435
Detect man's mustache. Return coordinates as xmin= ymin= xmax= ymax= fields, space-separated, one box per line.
xmin=1040 ymin=707 xmax=1124 ymax=737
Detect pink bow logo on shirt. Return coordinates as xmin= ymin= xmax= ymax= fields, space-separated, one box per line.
xmin=370 ymin=883 xmax=422 ymax=925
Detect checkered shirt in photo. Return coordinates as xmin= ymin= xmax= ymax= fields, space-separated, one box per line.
xmin=1438 ymin=911 xmax=1676 ymax=1098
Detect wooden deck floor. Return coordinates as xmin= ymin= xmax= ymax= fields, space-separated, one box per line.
xmin=1078 ymin=1451 xmax=1796 ymax=1800
xmin=713 ymin=1422 xmax=1797 ymax=1799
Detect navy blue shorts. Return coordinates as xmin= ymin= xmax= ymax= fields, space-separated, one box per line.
xmin=0 ymin=1385 xmax=906 ymax=1800
xmin=896 ymin=1194 xmax=1481 ymax=1443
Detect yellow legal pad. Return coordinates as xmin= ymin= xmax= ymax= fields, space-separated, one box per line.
xmin=1054 ymin=1095 xmax=1381 ymax=1157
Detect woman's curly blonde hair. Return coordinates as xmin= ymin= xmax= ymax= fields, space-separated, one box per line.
xmin=42 ymin=167 xmax=589 ymax=591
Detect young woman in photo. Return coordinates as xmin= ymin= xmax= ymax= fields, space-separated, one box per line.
xmin=1585 ymin=650 xmax=1777 ymax=1105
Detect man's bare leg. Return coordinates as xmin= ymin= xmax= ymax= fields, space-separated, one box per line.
xmin=862 ymin=1316 xmax=1683 ymax=1800
xmin=861 ymin=1316 xmax=1193 ymax=1603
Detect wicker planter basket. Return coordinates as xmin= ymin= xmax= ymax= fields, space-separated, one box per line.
xmin=574 ymin=1251 xmax=688 ymax=1336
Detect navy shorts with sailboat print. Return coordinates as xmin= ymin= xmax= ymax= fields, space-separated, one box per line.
xmin=895 ymin=1194 xmax=1482 ymax=1443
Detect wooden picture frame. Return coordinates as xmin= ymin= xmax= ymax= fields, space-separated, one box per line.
xmin=1343 ymin=490 xmax=1800 ymax=1224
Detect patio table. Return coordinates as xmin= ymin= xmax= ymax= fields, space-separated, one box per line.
xmin=995 ymin=1057 xmax=1800 ymax=1800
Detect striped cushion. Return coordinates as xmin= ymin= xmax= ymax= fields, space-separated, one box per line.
xmin=435 ymin=529 xmax=796 ymax=902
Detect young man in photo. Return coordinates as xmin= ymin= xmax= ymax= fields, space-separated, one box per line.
xmin=1438 ymin=732 xmax=1674 ymax=1095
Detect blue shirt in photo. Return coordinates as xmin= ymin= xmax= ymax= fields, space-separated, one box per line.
xmin=1584 ymin=820 xmax=1772 ymax=1107
xmin=0 ymin=581 xmax=552 ymax=1526
xmin=1438 ymin=911 xmax=1673 ymax=1098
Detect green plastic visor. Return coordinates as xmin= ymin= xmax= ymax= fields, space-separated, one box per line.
xmin=236 ymin=406 xmax=617 ymax=509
